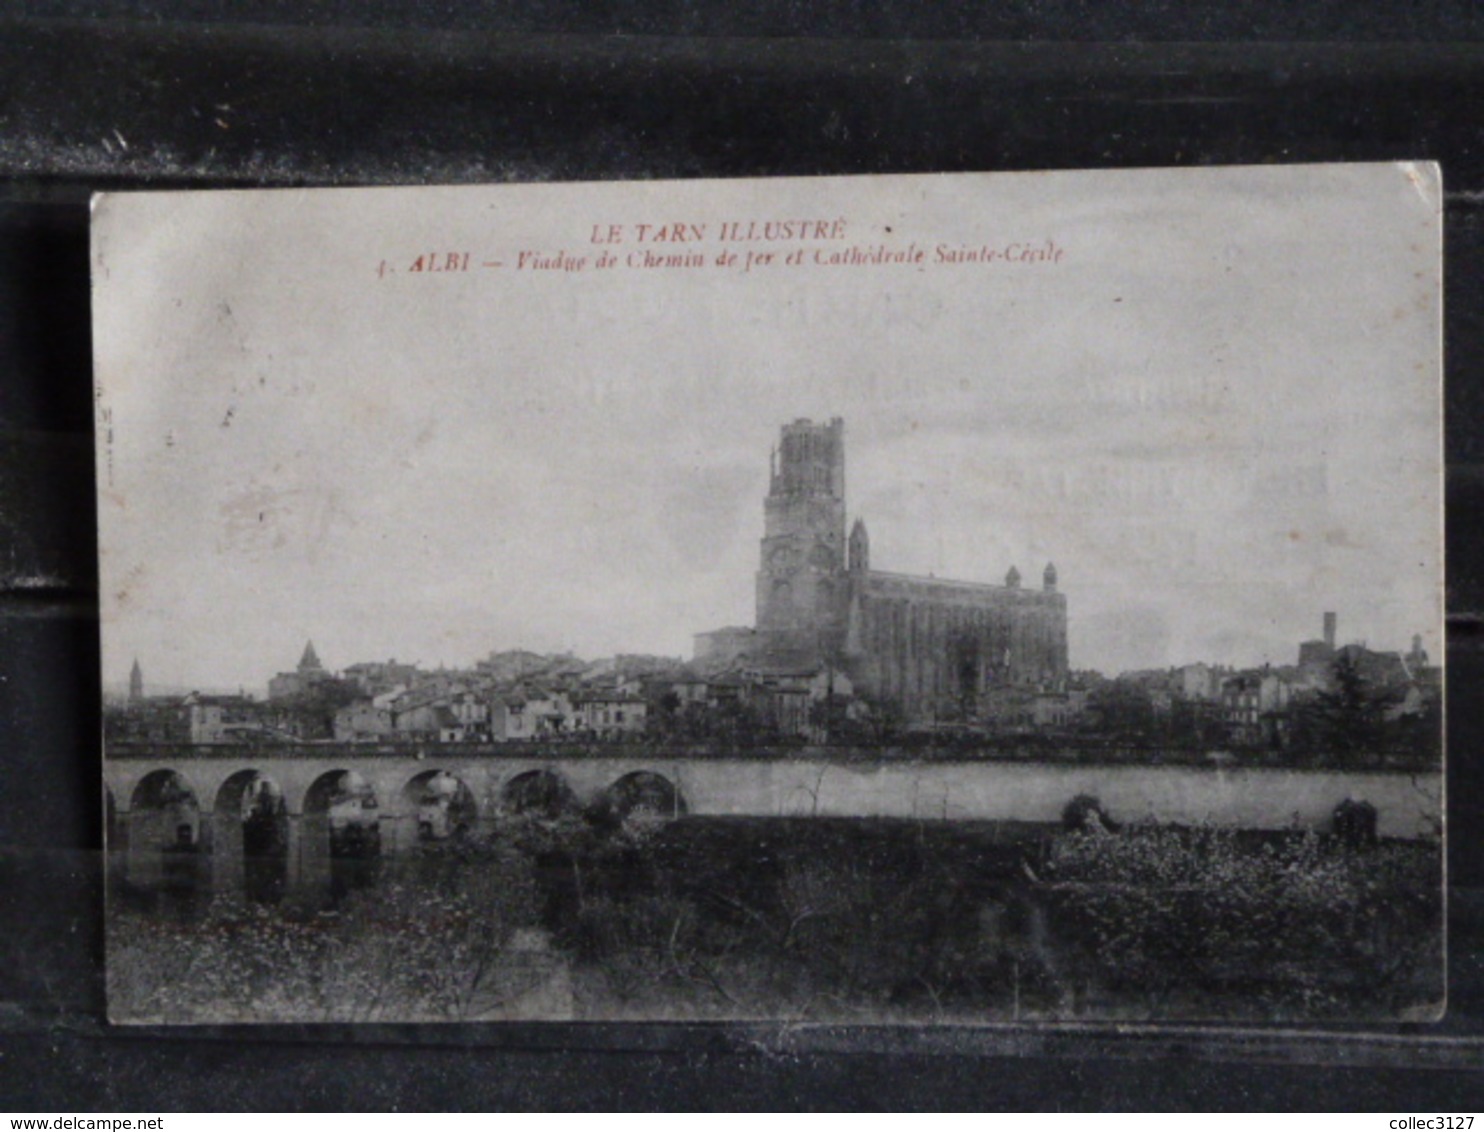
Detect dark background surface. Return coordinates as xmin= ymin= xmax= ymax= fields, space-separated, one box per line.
xmin=2 ymin=6 xmax=1484 ymax=1110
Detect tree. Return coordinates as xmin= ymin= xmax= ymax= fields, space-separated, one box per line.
xmin=279 ymin=677 xmax=363 ymax=739
xmin=859 ymin=696 xmax=904 ymax=745
xmin=1296 ymin=653 xmax=1392 ymax=759
xmin=1088 ymin=681 xmax=1158 ymax=743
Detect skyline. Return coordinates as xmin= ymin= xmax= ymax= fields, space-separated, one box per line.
xmin=93 ymin=166 xmax=1444 ymax=693
xmin=109 ymin=602 xmax=1428 ymax=704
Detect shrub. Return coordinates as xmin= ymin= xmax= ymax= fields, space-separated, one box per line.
xmin=108 ymin=841 xmax=542 ymax=1023
xmin=1062 ymin=794 xmax=1116 ymax=833
xmin=1042 ymin=824 xmax=1441 ymax=1019
xmin=1332 ymin=798 xmax=1378 ymax=847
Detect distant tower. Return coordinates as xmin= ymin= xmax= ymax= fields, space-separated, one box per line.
xmin=1005 ymin=565 xmax=1021 ymax=589
xmin=298 ymin=640 xmax=324 ymax=675
xmin=1323 ymin=612 xmax=1337 ymax=652
xmin=1043 ymin=562 xmax=1058 ymax=593
xmin=128 ymin=658 xmax=143 ymax=704
xmin=848 ymin=517 xmax=870 ymax=574
xmin=1408 ymin=633 xmax=1429 ymax=669
xmin=756 ymin=418 xmax=848 ymax=657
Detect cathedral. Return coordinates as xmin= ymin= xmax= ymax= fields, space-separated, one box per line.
xmin=696 ymin=417 xmax=1068 ymax=723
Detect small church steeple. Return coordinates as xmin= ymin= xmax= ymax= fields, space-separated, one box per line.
xmin=848 ymin=517 xmax=870 ymax=573
xmin=298 ymin=640 xmax=323 ymax=674
xmin=1005 ymin=565 xmax=1021 ymax=589
xmin=1043 ymin=562 xmax=1058 ymax=593
xmin=128 ymin=658 xmax=143 ymax=704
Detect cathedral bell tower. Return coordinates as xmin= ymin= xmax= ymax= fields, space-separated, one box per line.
xmin=756 ymin=417 xmax=848 ymax=662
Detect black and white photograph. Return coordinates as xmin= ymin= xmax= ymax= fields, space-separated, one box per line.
xmin=92 ymin=164 xmax=1444 ymax=1025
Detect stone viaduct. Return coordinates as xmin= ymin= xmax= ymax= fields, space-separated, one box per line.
xmin=103 ymin=742 xmax=1442 ymax=895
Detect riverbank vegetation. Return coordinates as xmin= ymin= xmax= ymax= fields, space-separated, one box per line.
xmin=107 ymin=814 xmax=1442 ymax=1024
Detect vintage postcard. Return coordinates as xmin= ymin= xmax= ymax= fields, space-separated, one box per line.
xmin=93 ymin=164 xmax=1444 ymax=1024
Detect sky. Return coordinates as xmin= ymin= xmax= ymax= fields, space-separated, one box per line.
xmin=92 ymin=164 xmax=1444 ymax=695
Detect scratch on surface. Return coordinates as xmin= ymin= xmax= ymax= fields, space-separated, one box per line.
xmin=1397 ymin=161 xmax=1443 ymax=215
xmin=1 ymin=573 xmax=67 ymax=590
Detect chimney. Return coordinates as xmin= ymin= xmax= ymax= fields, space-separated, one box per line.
xmin=1323 ymin=612 xmax=1337 ymax=651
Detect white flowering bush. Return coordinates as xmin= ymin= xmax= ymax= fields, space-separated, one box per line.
xmin=108 ymin=841 xmax=542 ymax=1023
xmin=1043 ymin=824 xmax=1442 ymax=1018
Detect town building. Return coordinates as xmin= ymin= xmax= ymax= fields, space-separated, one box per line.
xmin=341 ymin=658 xmax=421 ymax=698
xmin=333 ymin=700 xmax=395 ymax=743
xmin=573 ymin=690 xmax=648 ymax=738
xmin=182 ymin=692 xmax=262 ymax=744
xmin=1220 ymin=671 xmax=1283 ymax=744
xmin=489 ymin=690 xmax=575 ymax=741
xmin=1177 ymin=662 xmax=1221 ymax=701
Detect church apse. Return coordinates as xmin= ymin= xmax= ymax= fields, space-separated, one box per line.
xmin=739 ymin=417 xmax=1068 ymax=723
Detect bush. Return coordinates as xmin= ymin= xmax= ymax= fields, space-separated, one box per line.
xmin=108 ymin=840 xmax=543 ymax=1023
xmin=1332 ymin=799 xmax=1378 ymax=847
xmin=1062 ymin=794 xmax=1116 ymax=833
xmin=1042 ymin=824 xmax=1442 ymax=1019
